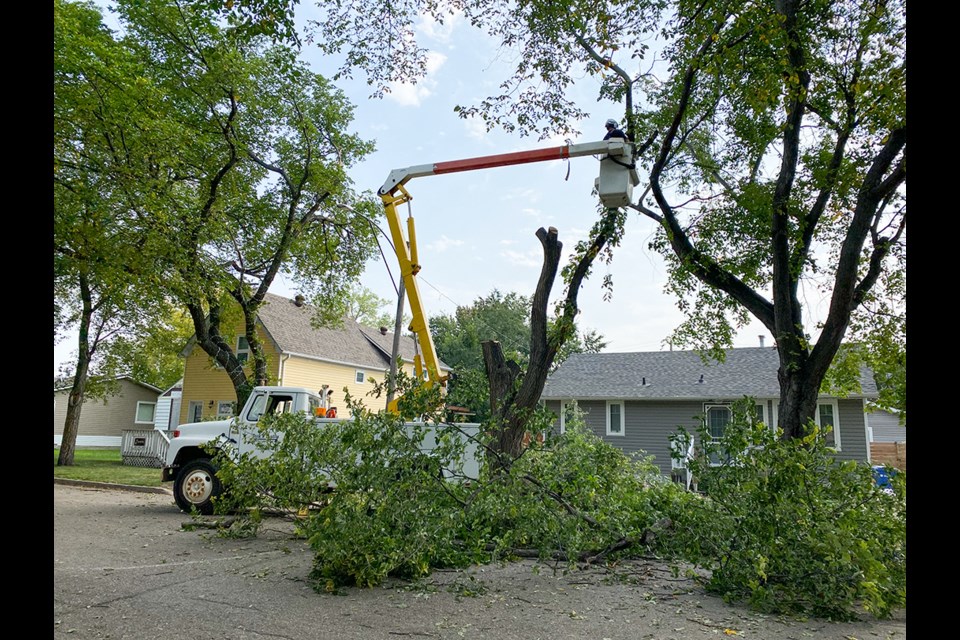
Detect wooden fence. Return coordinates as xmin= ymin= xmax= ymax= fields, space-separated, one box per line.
xmin=870 ymin=441 xmax=906 ymax=471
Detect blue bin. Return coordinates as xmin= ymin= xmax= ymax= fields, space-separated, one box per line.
xmin=872 ymin=465 xmax=897 ymax=490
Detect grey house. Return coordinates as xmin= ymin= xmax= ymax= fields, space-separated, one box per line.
xmin=54 ymin=376 xmax=163 ymax=447
xmin=540 ymin=347 xmax=878 ymax=477
xmin=865 ymin=405 xmax=905 ymax=443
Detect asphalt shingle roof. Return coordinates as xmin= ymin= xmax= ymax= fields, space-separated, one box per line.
xmin=541 ymin=347 xmax=879 ymax=400
xmin=256 ymin=293 xmax=449 ymax=371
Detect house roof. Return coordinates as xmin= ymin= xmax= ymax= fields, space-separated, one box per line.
xmin=541 ymin=347 xmax=879 ymax=401
xmin=53 ymin=375 xmax=162 ymax=395
xmin=188 ymin=292 xmax=449 ymax=372
xmin=159 ymin=379 xmax=184 ymax=396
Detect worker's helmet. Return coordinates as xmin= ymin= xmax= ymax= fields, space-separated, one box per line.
xmin=605 ymin=118 xmax=617 ymax=128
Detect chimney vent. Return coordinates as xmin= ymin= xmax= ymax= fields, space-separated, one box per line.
xmin=379 ymin=326 xmax=389 ymax=336
xmin=759 ymin=335 xmax=765 ymax=348
xmin=294 ymin=294 xmax=305 ymax=307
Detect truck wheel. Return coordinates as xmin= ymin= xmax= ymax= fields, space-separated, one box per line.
xmin=173 ymin=459 xmax=222 ymax=515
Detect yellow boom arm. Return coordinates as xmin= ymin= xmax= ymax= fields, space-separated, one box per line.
xmin=378 ymin=139 xmax=636 ymax=410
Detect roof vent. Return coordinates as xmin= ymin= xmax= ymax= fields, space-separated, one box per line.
xmin=759 ymin=335 xmax=765 ymax=348
xmin=379 ymin=326 xmax=389 ymax=336
xmin=698 ymin=374 xmax=704 ymax=384
xmin=294 ymin=294 xmax=305 ymax=307
xmin=642 ymin=376 xmax=647 ymax=386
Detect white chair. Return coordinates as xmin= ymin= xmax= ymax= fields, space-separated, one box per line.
xmin=670 ymin=434 xmax=695 ymax=491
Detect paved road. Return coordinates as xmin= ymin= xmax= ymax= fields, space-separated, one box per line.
xmin=54 ymin=482 xmax=906 ymax=640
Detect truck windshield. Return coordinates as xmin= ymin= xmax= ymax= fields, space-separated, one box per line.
xmin=245 ymin=393 xmax=296 ymax=422
xmin=245 ymin=394 xmax=267 ymax=422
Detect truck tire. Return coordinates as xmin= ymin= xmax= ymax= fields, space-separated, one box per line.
xmin=173 ymin=459 xmax=222 ymax=515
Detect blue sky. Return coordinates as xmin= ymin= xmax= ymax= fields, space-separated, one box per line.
xmin=55 ymin=3 xmax=833 ymax=374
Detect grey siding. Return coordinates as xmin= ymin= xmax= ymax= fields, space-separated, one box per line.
xmin=834 ymin=398 xmax=869 ymax=464
xmin=546 ymin=399 xmax=707 ymax=475
xmin=53 ymin=379 xmax=160 ymax=439
xmin=867 ymin=409 xmax=905 ymax=443
xmin=546 ymin=397 xmax=869 ymax=475
xmin=624 ymin=401 xmax=705 ymax=474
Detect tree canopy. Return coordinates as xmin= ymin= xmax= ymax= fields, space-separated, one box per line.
xmin=431 ymin=289 xmax=606 ymax=421
xmin=54 ymin=0 xmax=187 ymax=463
xmin=59 ymin=0 xmax=382 ymax=409
xmin=301 ymin=0 xmax=906 ymax=435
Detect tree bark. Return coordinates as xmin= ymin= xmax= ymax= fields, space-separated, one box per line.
xmin=58 ymin=273 xmax=95 ymax=466
xmin=482 ymin=220 xmax=624 ymax=467
xmin=187 ymin=299 xmax=251 ymax=412
xmin=642 ymin=6 xmax=905 ymax=441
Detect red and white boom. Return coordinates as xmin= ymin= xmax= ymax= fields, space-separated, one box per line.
xmin=378 ymin=139 xmax=637 ymax=413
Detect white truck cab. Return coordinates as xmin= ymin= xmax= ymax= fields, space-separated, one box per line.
xmin=162 ymin=387 xmax=327 ymax=513
xmin=162 ymin=386 xmax=480 ymax=514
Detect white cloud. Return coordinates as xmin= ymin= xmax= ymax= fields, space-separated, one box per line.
xmin=501 ymin=187 xmax=541 ymax=203
xmin=426 ymin=234 xmax=465 ymax=252
xmin=463 ymin=116 xmax=489 ymax=141
xmin=385 ymin=51 xmax=448 ymax=107
xmin=501 ymin=248 xmax=542 ymax=268
xmin=417 ymin=7 xmax=464 ymax=43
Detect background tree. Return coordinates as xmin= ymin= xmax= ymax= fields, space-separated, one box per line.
xmin=431 ymin=290 xmax=531 ymax=372
xmin=96 ymin=0 xmax=379 ymax=410
xmin=345 ymin=285 xmax=409 ymax=329
xmin=431 ymin=287 xmax=607 ymax=427
xmin=97 ymin=304 xmax=195 ymax=390
xmin=303 ymin=0 xmax=906 ymax=440
xmin=54 ymin=0 xmax=174 ymax=465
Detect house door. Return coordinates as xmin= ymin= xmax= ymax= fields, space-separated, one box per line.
xmin=169 ymin=397 xmax=182 ymax=429
xmin=187 ymin=401 xmax=203 ymax=424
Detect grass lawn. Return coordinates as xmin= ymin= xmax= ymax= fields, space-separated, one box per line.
xmin=54 ymin=448 xmax=165 ymax=487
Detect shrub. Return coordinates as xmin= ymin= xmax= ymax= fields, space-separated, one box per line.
xmin=215 ymin=382 xmax=678 ymax=590
xmin=664 ymin=399 xmax=906 ymax=620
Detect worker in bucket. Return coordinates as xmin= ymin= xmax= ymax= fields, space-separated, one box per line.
xmin=603 ymin=118 xmax=628 ymax=141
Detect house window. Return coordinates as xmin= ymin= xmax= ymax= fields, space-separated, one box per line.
xmin=559 ymin=400 xmax=577 ymax=434
xmin=135 ymin=401 xmax=156 ymax=424
xmin=704 ymin=404 xmax=730 ymax=465
xmin=236 ymin=336 xmax=250 ymax=363
xmin=772 ymin=400 xmax=842 ymax=449
xmin=606 ymin=401 xmax=624 ymax=436
xmin=816 ymin=400 xmax=841 ymax=450
xmin=703 ymin=402 xmax=767 ymax=464
xmin=217 ymin=401 xmax=235 ymax=418
xmin=754 ymin=402 xmax=768 ymax=427
xmin=188 ymin=401 xmax=203 ymax=423
xmin=355 ymin=370 xmax=366 ymax=384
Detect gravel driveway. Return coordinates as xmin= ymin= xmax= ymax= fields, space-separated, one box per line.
xmin=54 ymin=482 xmax=906 ymax=639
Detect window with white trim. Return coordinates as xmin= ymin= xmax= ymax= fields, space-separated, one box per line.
xmin=355 ymin=370 xmax=366 ymax=384
xmin=217 ymin=401 xmax=235 ymax=419
xmin=816 ymin=400 xmax=841 ymax=450
xmin=704 ymin=401 xmax=767 ymax=465
xmin=135 ymin=401 xmax=156 ymax=424
xmin=704 ymin=404 xmax=731 ymax=465
xmin=771 ymin=400 xmax=842 ymax=450
xmin=236 ymin=335 xmax=250 ymax=363
xmin=606 ymin=401 xmax=624 ymax=436
xmin=188 ymin=401 xmax=203 ymax=423
xmin=559 ymin=400 xmax=577 ymax=434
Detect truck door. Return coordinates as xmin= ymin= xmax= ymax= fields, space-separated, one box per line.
xmin=235 ymin=392 xmax=295 ymax=458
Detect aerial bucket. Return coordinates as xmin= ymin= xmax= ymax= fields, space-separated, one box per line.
xmin=595 ymin=147 xmax=640 ymax=208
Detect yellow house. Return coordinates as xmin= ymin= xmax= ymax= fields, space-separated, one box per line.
xmin=179 ymin=292 xmax=448 ymax=423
